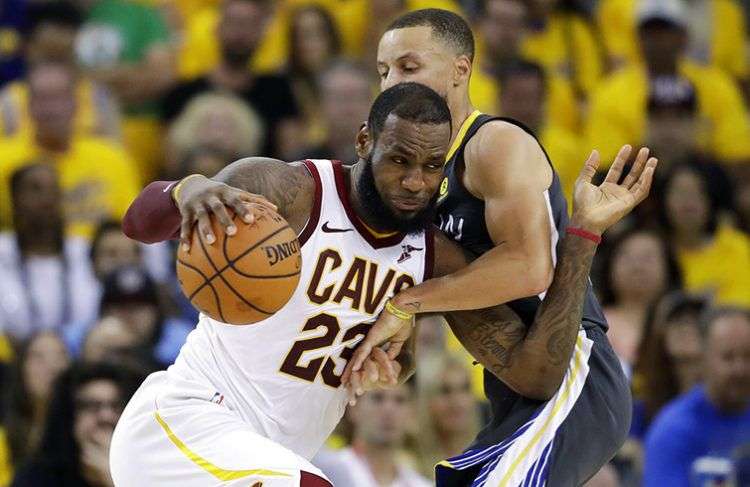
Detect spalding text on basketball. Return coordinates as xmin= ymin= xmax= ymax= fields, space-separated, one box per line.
xmin=263 ymin=239 xmax=301 ymax=267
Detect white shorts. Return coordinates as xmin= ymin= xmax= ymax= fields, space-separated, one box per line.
xmin=110 ymin=371 xmax=329 ymax=487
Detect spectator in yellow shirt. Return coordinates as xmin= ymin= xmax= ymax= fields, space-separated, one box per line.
xmin=0 ymin=62 xmax=140 ymax=238
xmin=522 ymin=0 xmax=604 ymax=98
xmin=658 ymin=160 xmax=750 ymax=307
xmin=0 ymin=2 xmax=121 ymax=142
xmin=597 ymin=0 xmax=748 ymax=81
xmin=179 ymin=0 xmax=462 ymax=80
xmin=471 ymin=0 xmax=580 ymax=132
xmin=496 ymin=60 xmax=584 ymax=204
xmin=586 ymin=0 xmax=750 ymax=165
xmin=287 ymin=5 xmax=343 ymax=149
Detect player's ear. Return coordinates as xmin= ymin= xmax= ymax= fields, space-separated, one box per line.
xmin=453 ymin=55 xmax=471 ymax=87
xmin=355 ymin=122 xmax=373 ymax=160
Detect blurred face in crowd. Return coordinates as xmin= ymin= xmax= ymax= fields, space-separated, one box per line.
xmin=292 ymin=8 xmax=337 ymax=75
xmin=184 ymin=151 xmax=229 ymax=178
xmin=352 ymin=386 xmax=413 ymax=447
xmin=429 ymin=366 xmax=476 ymax=437
xmin=645 ymin=107 xmax=699 ymax=169
xmin=82 ymin=316 xmax=139 ymax=364
xmin=479 ymin=0 xmax=526 ymax=61
xmin=93 ymin=229 xmax=141 ymax=278
xmin=217 ymin=0 xmax=269 ymax=68
xmin=499 ymin=72 xmax=545 ymax=131
xmin=26 ymin=22 xmax=78 ymax=65
xmin=663 ymin=312 xmax=703 ymax=392
xmin=73 ymin=379 xmax=123 ymax=450
xmin=24 ymin=332 xmax=71 ymax=403
xmin=704 ymin=313 xmax=750 ymax=413
xmin=639 ymin=22 xmax=687 ymax=74
xmin=102 ymin=303 xmax=159 ymax=345
xmin=610 ymin=232 xmax=669 ymax=305
xmin=320 ymin=67 xmax=372 ymax=148
xmin=665 ymin=168 xmax=710 ymax=238
xmin=195 ymin=108 xmax=245 ymax=155
xmin=28 ymin=63 xmax=77 ymax=148
xmin=12 ymin=164 xmax=62 ymax=230
xmin=378 ymin=26 xmax=470 ymax=105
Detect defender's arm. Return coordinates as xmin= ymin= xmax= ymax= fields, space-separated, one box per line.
xmin=391 ymin=123 xmax=554 ymax=314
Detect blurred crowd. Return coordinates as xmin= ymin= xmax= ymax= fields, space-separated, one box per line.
xmin=0 ymin=0 xmax=749 ymax=486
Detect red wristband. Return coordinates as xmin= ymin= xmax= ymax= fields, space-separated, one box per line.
xmin=566 ymin=227 xmax=602 ymax=244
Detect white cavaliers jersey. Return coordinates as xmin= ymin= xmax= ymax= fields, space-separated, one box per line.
xmin=167 ymin=159 xmax=433 ymax=460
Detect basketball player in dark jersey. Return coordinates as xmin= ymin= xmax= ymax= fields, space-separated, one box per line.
xmin=345 ymin=9 xmax=654 ymax=486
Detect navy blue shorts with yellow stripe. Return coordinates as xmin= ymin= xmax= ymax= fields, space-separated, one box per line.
xmin=436 ymin=326 xmax=631 ymax=487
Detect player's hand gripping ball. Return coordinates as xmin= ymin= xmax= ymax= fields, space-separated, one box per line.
xmin=176 ymin=207 xmax=302 ymax=324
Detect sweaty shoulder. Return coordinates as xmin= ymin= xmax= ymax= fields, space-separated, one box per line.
xmin=462 ymin=120 xmax=552 ymax=198
xmin=215 ymin=157 xmax=315 ymax=233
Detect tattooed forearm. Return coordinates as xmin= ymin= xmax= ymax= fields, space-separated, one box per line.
xmin=441 ymin=233 xmax=597 ymax=400
xmin=445 ymin=306 xmax=526 ymax=376
xmin=519 ymin=233 xmax=598 ymax=392
xmin=215 ymin=158 xmax=313 ymax=217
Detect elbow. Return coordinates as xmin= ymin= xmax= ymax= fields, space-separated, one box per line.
xmin=502 ymin=366 xmax=563 ymax=401
xmin=525 ymin=262 xmax=554 ymax=297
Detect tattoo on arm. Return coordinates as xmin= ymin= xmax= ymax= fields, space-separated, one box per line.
xmin=442 ymin=234 xmax=597 ymax=397
xmin=524 ymin=234 xmax=597 ymax=367
xmin=214 ymin=158 xmax=313 ymax=217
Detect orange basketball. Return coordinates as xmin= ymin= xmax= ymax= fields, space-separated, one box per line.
xmin=176 ymin=207 xmax=302 ymax=325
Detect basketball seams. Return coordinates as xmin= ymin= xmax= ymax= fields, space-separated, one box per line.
xmin=196 ymin=230 xmax=275 ymax=316
xmin=177 ymin=258 xmax=227 ymax=322
xmin=221 ymin=220 xmax=301 ymax=279
xmin=186 ymin=224 xmax=297 ymax=302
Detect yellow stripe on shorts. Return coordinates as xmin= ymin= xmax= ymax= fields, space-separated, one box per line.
xmin=497 ymin=334 xmax=587 ymax=486
xmin=154 ymin=412 xmax=292 ymax=481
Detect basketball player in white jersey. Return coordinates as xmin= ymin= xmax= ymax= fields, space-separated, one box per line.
xmin=111 ymin=81 xmax=654 ymax=486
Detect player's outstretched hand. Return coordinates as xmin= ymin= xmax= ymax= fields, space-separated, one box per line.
xmin=174 ymin=174 xmax=277 ymax=251
xmin=342 ymin=305 xmax=413 ymax=387
xmin=571 ymin=145 xmax=658 ymax=235
xmin=346 ymin=347 xmax=401 ymax=406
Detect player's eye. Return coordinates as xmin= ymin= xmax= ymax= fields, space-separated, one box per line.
xmin=392 ymin=156 xmax=407 ymax=165
xmin=402 ymin=65 xmax=418 ymax=73
xmin=378 ymin=69 xmax=388 ymax=79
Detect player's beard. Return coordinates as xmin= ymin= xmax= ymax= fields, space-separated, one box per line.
xmin=356 ymin=155 xmax=437 ymax=236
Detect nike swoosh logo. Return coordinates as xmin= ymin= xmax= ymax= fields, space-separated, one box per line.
xmin=321 ymin=222 xmax=353 ymax=233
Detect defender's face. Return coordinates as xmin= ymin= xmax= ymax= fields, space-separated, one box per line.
xmin=377 ymin=26 xmax=455 ymax=96
xmin=369 ymin=115 xmax=449 ymax=218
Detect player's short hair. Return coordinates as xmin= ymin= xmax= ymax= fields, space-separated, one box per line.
xmin=386 ymin=8 xmax=475 ymax=62
xmin=367 ymin=82 xmax=452 ymax=143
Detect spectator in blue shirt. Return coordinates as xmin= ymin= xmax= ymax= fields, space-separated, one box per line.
xmin=643 ymin=307 xmax=750 ymax=486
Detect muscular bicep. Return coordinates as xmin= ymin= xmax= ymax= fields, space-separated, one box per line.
xmin=467 ymin=124 xmax=555 ymax=289
xmin=213 ymin=157 xmax=314 ymax=225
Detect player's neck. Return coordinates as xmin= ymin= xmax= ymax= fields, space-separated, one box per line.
xmin=448 ymin=94 xmax=476 ymax=147
xmin=353 ymin=440 xmax=399 ymax=485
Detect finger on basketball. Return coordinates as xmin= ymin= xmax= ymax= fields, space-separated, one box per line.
xmin=207 ymin=197 xmax=236 ymax=236
xmin=372 ymin=347 xmax=395 ymax=383
xmin=622 ymin=147 xmax=649 ymax=189
xmin=179 ymin=211 xmax=194 ymax=251
xmin=235 ymin=190 xmax=278 ymax=212
xmin=195 ymin=207 xmax=215 ymax=244
xmin=604 ymin=145 xmax=632 ymax=184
